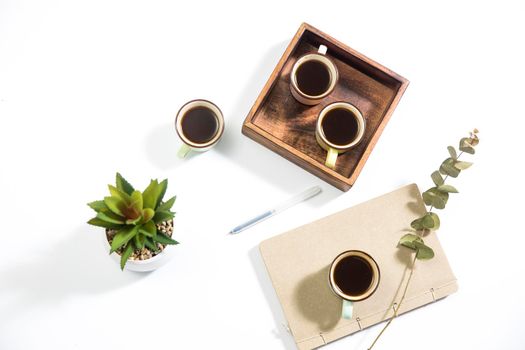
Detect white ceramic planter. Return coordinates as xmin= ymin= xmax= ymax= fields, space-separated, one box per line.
xmin=102 ymin=231 xmax=174 ymax=272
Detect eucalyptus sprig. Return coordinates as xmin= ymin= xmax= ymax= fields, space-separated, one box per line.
xmin=368 ymin=129 xmax=479 ymax=349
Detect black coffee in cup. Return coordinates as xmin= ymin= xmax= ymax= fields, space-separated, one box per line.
xmin=295 ymin=60 xmax=331 ymax=96
xmin=180 ymin=106 xmax=219 ymax=144
xmin=333 ymin=255 xmax=374 ymax=297
xmin=321 ymin=108 xmax=359 ymax=146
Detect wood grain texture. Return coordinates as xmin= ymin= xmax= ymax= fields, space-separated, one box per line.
xmin=242 ymin=23 xmax=409 ymax=191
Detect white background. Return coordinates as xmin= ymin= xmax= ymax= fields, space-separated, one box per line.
xmin=1 ymin=1 xmax=524 ymax=349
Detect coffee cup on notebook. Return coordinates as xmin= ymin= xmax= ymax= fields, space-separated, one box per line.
xmin=175 ymin=99 xmax=225 ymax=158
xmin=290 ymin=45 xmax=338 ymax=105
xmin=316 ymin=102 xmax=365 ymax=170
xmin=329 ymin=250 xmax=380 ymax=319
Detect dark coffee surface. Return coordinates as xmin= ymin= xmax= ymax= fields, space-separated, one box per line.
xmin=333 ymin=255 xmax=373 ymax=297
xmin=181 ymin=107 xmax=219 ymax=144
xmin=296 ymin=60 xmax=331 ymax=96
xmin=321 ymin=108 xmax=359 ymax=146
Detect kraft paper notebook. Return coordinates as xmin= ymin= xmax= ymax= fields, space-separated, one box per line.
xmin=259 ymin=184 xmax=458 ymax=349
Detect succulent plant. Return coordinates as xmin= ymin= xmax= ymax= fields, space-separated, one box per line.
xmin=87 ymin=173 xmax=178 ymax=269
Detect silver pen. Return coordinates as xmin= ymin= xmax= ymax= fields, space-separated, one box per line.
xmin=229 ymin=186 xmax=322 ymax=234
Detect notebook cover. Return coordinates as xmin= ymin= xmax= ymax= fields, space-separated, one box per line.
xmin=259 ymin=184 xmax=458 ymax=349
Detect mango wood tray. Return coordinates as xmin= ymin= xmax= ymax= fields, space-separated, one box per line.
xmin=242 ymin=23 xmax=409 ymax=191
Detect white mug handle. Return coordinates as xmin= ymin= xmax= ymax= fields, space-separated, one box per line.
xmin=342 ymin=299 xmax=353 ymax=319
xmin=318 ymin=44 xmax=328 ymax=55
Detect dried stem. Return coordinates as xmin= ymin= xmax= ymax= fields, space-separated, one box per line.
xmin=368 ymin=253 xmax=417 ymax=349
xmin=367 ymin=151 xmax=465 ymax=349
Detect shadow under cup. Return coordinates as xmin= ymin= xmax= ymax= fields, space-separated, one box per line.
xmin=329 ymin=250 xmax=380 ymax=319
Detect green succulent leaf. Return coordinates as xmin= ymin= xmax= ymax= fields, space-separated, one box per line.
xmin=87 ymin=217 xmax=122 ymax=229
xmin=108 ymin=185 xmax=132 ymax=205
xmin=438 ymin=184 xmax=459 ymax=193
xmin=454 ymin=161 xmax=473 ymax=170
xmin=97 ymin=211 xmax=125 ymax=224
xmin=104 ymin=196 xmax=126 ymax=216
xmin=141 ymin=208 xmax=155 ymax=223
xmin=431 ymin=171 xmax=444 ymax=186
xmin=415 ymin=241 xmax=435 ymax=260
xmin=142 ymin=180 xmax=159 ymax=209
xmin=87 ymin=200 xmax=108 ymax=212
xmin=439 ymin=158 xmax=461 ymax=178
xmin=120 ymin=243 xmax=134 ymax=270
xmin=139 ymin=220 xmax=157 ymax=238
xmin=125 ymin=216 xmax=142 ymax=225
xmin=142 ymin=179 xmax=169 ymax=210
xmin=153 ymin=210 xmax=175 ymax=224
xmin=116 ymin=173 xmax=135 ymax=195
xmin=399 ymin=233 xmax=423 ymax=250
xmin=134 ymin=233 xmax=145 ymax=250
xmin=144 ymin=237 xmax=159 ymax=252
xmin=158 ymin=196 xmax=176 ymax=212
xmin=111 ymin=226 xmax=140 ymax=253
xmin=447 ymin=146 xmax=457 ymax=160
xmin=422 ymin=188 xmax=449 ymax=209
xmin=129 ymin=191 xmax=143 ymax=212
xmin=459 ymin=138 xmax=476 ymax=154
xmin=156 ymin=180 xmax=168 ymax=209
xmin=154 ymin=233 xmax=179 ymax=245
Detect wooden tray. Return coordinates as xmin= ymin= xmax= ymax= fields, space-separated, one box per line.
xmin=242 ymin=23 xmax=409 ymax=191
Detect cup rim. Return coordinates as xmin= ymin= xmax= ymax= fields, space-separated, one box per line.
xmin=317 ymin=102 xmax=365 ymax=151
xmin=175 ymin=99 xmax=225 ymax=149
xmin=328 ymin=250 xmax=381 ymax=302
xmin=291 ymin=53 xmax=338 ymax=100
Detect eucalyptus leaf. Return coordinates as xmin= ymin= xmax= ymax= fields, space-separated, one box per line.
xmin=116 ymin=173 xmax=135 ymax=195
xmin=431 ymin=171 xmax=444 ymax=186
xmin=411 ymin=217 xmax=424 ymax=230
xmin=447 ymin=146 xmax=457 ymax=160
xmin=399 ymin=233 xmax=423 ymax=250
xmin=460 ymin=138 xmax=475 ymax=154
xmin=421 ymin=212 xmax=440 ymax=230
xmin=414 ymin=241 xmax=435 ymax=260
xmin=120 ymin=243 xmax=134 ymax=270
xmin=439 ymin=158 xmax=461 ymax=178
xmin=454 ymin=161 xmax=473 ymax=170
xmin=421 ymin=213 xmax=435 ymax=229
xmin=422 ymin=188 xmax=448 ymax=209
xmin=438 ymin=184 xmax=459 ymax=193
xmin=111 ymin=226 xmax=139 ymax=253
xmin=469 ymin=134 xmax=479 ymax=146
